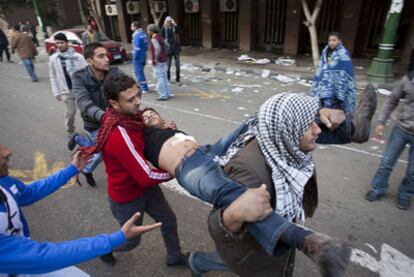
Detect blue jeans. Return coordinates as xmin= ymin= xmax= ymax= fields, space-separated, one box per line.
xmin=22 ymin=58 xmax=38 ymax=81
xmin=371 ymin=125 xmax=414 ymax=201
xmin=133 ymin=58 xmax=148 ymax=92
xmin=154 ymin=62 xmax=170 ymax=99
xmin=316 ymin=113 xmax=352 ymax=144
xmin=75 ymin=130 xmax=102 ymax=174
xmin=176 ymin=122 xmax=292 ymax=255
xmin=189 ymin=251 xmax=229 ymax=274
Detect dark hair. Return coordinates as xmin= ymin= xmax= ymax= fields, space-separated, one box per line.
xmin=131 ymin=21 xmax=139 ymax=28
xmin=54 ymin=32 xmax=68 ymax=42
xmin=13 ymin=25 xmax=20 ymax=31
xmin=85 ymin=22 xmax=92 ymax=29
xmin=141 ymin=107 xmax=159 ymax=115
xmin=328 ymin=31 xmax=342 ymax=40
xmin=83 ymin=42 xmax=104 ymax=59
xmin=104 ymin=73 xmax=138 ymax=101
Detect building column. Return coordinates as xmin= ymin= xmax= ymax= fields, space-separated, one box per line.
xmin=283 ymin=0 xmax=301 ymax=55
xmin=115 ymin=0 xmax=128 ymax=43
xmin=338 ymin=0 xmax=364 ymax=55
xmin=238 ymin=0 xmax=255 ymax=51
xmin=139 ymin=0 xmax=151 ymax=32
xmin=168 ymin=0 xmax=183 ymax=24
xmin=200 ymin=0 xmax=215 ymax=49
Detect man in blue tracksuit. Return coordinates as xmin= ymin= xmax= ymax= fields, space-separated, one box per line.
xmin=0 ymin=144 xmax=161 ymax=275
xmin=130 ymin=21 xmax=149 ymax=94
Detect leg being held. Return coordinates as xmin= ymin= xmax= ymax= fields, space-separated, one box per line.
xmin=352 ymin=84 xmax=377 ymax=143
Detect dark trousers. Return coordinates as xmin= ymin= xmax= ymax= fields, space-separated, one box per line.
xmin=409 ymin=49 xmax=414 ymax=72
xmin=109 ymin=186 xmax=182 ymax=263
xmin=0 ymin=45 xmax=10 ymax=62
xmin=167 ymin=53 xmax=180 ymax=82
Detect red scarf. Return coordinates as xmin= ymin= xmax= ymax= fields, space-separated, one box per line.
xmin=81 ymin=107 xmax=144 ymax=156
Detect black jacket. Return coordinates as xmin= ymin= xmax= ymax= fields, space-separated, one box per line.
xmin=0 ymin=29 xmax=9 ymax=46
xmin=72 ymin=66 xmax=120 ymax=131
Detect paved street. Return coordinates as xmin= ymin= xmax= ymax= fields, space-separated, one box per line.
xmin=0 ymin=49 xmax=413 ymax=277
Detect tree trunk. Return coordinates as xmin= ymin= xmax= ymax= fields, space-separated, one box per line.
xmin=89 ymin=0 xmax=106 ymax=34
xmin=309 ymin=25 xmax=320 ymax=68
xmin=147 ymin=0 xmax=165 ymax=26
xmin=300 ymin=0 xmax=323 ymax=68
xmin=77 ymin=0 xmax=87 ymax=24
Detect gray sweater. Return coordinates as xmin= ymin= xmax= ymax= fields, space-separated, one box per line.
xmin=377 ymin=75 xmax=414 ymax=134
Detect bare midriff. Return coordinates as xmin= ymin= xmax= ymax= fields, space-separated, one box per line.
xmin=158 ymin=135 xmax=199 ymax=176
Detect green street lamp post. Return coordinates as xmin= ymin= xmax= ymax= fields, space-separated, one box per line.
xmin=367 ymin=0 xmax=404 ymax=83
xmin=32 ymin=0 xmax=48 ymax=38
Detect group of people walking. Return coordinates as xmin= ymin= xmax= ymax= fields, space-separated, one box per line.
xmin=0 ymin=15 xmax=413 ymax=277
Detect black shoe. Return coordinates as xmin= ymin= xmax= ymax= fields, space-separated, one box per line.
xmin=99 ymin=253 xmax=116 ymax=266
xmin=352 ymin=84 xmax=377 ymax=143
xmin=397 ymin=198 xmax=410 ymax=210
xmin=67 ymin=133 xmax=78 ymax=151
xmin=303 ymin=232 xmax=352 ymax=277
xmin=365 ymin=190 xmax=384 ymax=202
xmin=156 ymin=97 xmax=169 ymax=101
xmin=82 ymin=172 xmax=97 ymax=187
xmin=166 ymin=253 xmax=188 ymax=267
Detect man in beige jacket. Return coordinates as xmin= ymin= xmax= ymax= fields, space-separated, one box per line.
xmin=11 ymin=25 xmax=38 ymax=82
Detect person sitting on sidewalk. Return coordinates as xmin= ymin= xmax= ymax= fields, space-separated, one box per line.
xmin=366 ymin=72 xmax=414 ymax=210
xmin=0 ymin=145 xmax=161 ymax=275
xmin=141 ymin=96 xmax=351 ymax=277
xmin=311 ymin=32 xmax=377 ymax=144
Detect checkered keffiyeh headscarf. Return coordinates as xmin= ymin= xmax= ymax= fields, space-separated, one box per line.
xmin=256 ymin=93 xmax=319 ymax=221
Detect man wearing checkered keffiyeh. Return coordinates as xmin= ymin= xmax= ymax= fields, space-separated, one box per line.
xmin=218 ymin=93 xmax=319 ymax=221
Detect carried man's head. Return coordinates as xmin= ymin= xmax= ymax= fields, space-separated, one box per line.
xmin=104 ymin=73 xmax=142 ymax=116
xmin=84 ymin=42 xmax=109 ymax=72
xmin=142 ymin=107 xmax=164 ymax=128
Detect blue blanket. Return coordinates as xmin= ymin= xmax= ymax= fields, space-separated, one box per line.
xmin=311 ymin=43 xmax=356 ymax=113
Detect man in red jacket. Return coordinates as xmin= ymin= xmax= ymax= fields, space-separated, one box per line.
xmin=82 ymin=73 xmax=186 ymax=267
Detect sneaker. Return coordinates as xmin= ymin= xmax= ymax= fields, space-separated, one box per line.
xmin=67 ymin=133 xmax=78 ymax=151
xmin=142 ymin=90 xmax=149 ymax=94
xmin=303 ymin=232 xmax=352 ymax=277
xmin=365 ymin=190 xmax=384 ymax=202
xmin=166 ymin=253 xmax=188 ymax=267
xmin=352 ymin=84 xmax=377 ymax=143
xmin=156 ymin=97 xmax=169 ymax=101
xmin=397 ymin=198 xmax=410 ymax=210
xmin=82 ymin=172 xmax=97 ymax=187
xmin=32 ymin=79 xmax=39 ymax=82
xmin=99 ymin=252 xmax=116 ymax=266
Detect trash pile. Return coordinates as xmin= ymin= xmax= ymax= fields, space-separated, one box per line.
xmin=238 ymin=54 xmax=270 ymax=64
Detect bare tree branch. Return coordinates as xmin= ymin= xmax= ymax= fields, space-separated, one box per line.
xmin=311 ymin=0 xmax=323 ymax=23
xmin=300 ymin=0 xmax=323 ymax=68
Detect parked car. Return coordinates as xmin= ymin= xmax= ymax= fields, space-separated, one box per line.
xmin=44 ymin=29 xmax=127 ymax=63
